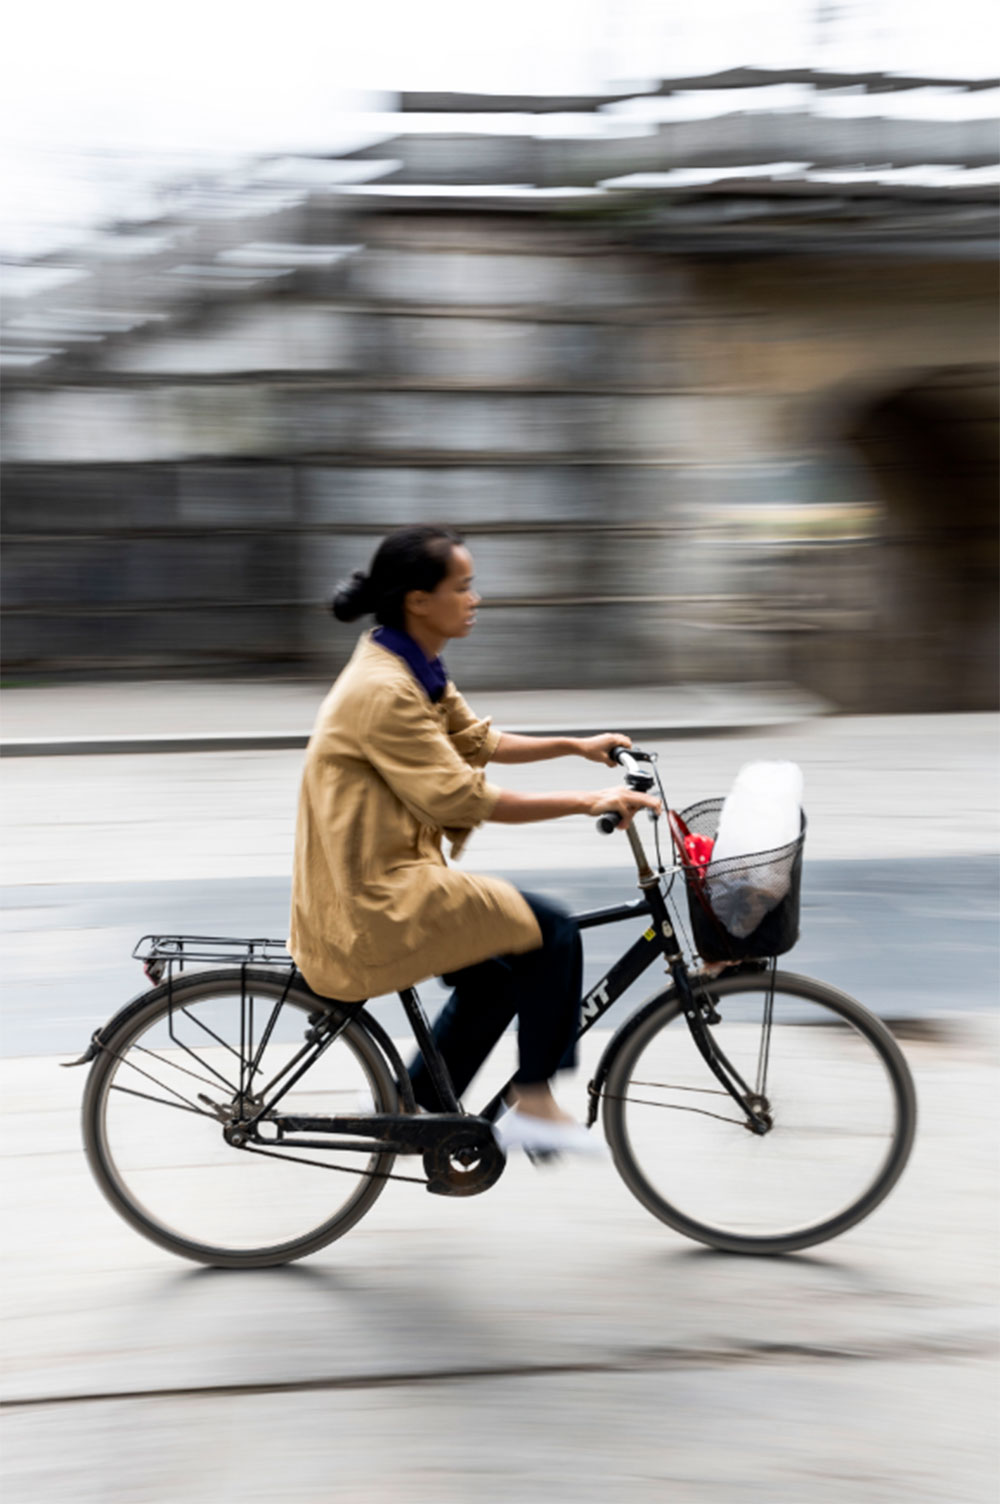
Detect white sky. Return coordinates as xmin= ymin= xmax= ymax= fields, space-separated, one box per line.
xmin=2 ymin=0 xmax=997 ymax=157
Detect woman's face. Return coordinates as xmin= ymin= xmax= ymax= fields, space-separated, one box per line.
xmin=407 ymin=544 xmax=480 ymax=643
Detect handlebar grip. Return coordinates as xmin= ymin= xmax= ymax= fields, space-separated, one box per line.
xmin=597 ymin=811 xmax=624 ymax=835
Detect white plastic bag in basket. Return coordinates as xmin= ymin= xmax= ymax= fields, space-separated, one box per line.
xmin=706 ymin=761 xmax=804 ymax=939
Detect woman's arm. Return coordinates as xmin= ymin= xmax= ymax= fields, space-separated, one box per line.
xmin=489 ymin=785 xmax=659 ymax=830
xmin=491 ymin=731 xmax=632 ymax=766
xmin=363 ymin=680 xmax=502 ymax=831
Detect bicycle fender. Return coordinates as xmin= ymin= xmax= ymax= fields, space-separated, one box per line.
xmin=61 ymin=978 xmax=173 ymax=1066
xmin=63 ymin=966 xmax=302 ymax=1067
xmin=62 ymin=968 xmax=317 ymax=1064
xmin=586 ymin=982 xmax=679 ymax=1125
xmin=338 ymin=1008 xmax=417 ymax=1115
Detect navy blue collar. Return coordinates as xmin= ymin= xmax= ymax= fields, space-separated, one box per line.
xmin=372 ymin=627 xmax=448 ymax=704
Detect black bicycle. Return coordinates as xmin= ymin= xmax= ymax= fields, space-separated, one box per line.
xmin=71 ymin=747 xmax=917 ymax=1268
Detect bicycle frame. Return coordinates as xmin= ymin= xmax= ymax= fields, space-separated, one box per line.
xmin=79 ymin=774 xmax=919 ymax=1257
xmin=96 ymin=810 xmax=771 ymax=1186
xmin=478 ymin=821 xmax=771 ymax=1134
xmin=254 ymin=819 xmax=769 ymax=1153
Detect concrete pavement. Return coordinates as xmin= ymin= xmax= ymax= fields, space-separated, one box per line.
xmin=1 ymin=1022 xmax=998 ymax=1501
xmin=1 ymin=692 xmax=998 ymax=1499
xmin=3 ymin=711 xmax=996 ymax=892
xmin=0 ymin=678 xmax=828 ymax=756
xmin=3 ymin=709 xmax=996 ymax=1056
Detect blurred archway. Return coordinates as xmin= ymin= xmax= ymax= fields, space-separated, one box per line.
xmin=844 ymin=366 xmax=998 ymax=711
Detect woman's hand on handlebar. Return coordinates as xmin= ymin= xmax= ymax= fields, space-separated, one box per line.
xmin=577 ymin=732 xmax=632 ymax=766
xmin=587 ymin=785 xmax=662 ymax=831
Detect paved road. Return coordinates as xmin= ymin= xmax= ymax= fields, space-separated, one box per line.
xmin=2 ymin=1024 xmax=997 ymax=1502
xmin=4 ymin=717 xmax=998 ymax=890
xmin=2 ymin=857 xmax=997 ymax=1058
xmin=2 ymin=714 xmax=997 ymax=1057
xmin=2 ymin=714 xmax=997 ymax=1501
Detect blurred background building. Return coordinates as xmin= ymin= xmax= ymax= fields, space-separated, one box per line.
xmin=2 ymin=4 xmax=997 ymax=710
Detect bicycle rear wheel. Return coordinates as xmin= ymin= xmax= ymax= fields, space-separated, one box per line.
xmin=83 ymin=969 xmax=399 ymax=1268
xmin=602 ymin=971 xmax=916 ymax=1254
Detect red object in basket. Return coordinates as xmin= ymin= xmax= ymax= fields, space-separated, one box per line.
xmin=683 ymin=833 xmax=715 ymax=878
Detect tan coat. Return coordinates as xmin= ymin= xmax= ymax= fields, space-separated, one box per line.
xmin=288 ymin=634 xmax=542 ymax=1000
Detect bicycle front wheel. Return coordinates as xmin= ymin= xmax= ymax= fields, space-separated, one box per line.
xmin=603 ymin=971 xmax=916 ymax=1254
xmin=83 ymin=969 xmax=399 ymax=1268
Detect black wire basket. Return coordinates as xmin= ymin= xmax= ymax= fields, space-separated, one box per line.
xmin=674 ymin=798 xmax=806 ymax=963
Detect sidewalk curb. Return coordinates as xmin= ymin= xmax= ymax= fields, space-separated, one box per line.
xmin=0 ymin=716 xmax=816 ymax=758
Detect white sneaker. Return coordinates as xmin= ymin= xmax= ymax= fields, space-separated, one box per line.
xmin=493 ymin=1108 xmax=605 ymax=1158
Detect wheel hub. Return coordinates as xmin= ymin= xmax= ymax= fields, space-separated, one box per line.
xmin=742 ymin=1092 xmax=773 ymax=1134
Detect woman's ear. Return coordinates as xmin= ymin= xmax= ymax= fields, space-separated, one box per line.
xmin=405 ymin=589 xmax=430 ymax=619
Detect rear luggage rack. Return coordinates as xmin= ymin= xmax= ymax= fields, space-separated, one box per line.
xmin=133 ymin=934 xmax=293 ymax=982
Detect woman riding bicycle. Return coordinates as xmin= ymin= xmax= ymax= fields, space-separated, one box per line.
xmin=288 ymin=524 xmax=660 ymax=1156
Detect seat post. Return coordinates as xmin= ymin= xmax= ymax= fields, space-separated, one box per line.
xmin=398 ymin=986 xmax=463 ymax=1113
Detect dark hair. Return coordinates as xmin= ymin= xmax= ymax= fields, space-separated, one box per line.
xmin=331 ymin=525 xmax=464 ymax=629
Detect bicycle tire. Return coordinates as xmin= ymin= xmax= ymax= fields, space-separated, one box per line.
xmin=602 ymin=970 xmax=917 ymax=1255
xmin=83 ymin=968 xmax=399 ymax=1268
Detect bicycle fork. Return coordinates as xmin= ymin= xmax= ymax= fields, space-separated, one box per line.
xmin=673 ymin=962 xmax=774 ymax=1135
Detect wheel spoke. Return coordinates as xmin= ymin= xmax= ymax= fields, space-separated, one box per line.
xmin=131 ymin=1042 xmax=236 ymax=1094
xmin=105 ymin=1048 xmax=207 ymax=1114
xmin=109 ymin=1084 xmax=215 ymax=1117
xmin=629 ymin=1079 xmax=730 ymax=1098
xmin=604 ymin=1091 xmax=747 ymax=1127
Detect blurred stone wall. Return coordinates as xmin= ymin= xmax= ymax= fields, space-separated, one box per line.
xmin=2 ymin=213 xmax=996 ymax=708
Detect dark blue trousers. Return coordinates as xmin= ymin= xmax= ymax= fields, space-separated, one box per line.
xmin=408 ymin=892 xmax=583 ymax=1111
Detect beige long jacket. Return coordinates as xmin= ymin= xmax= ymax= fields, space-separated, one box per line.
xmin=288 ymin=634 xmax=542 ymax=1001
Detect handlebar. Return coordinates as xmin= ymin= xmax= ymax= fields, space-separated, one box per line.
xmin=597 ymin=745 xmax=657 ymax=835
xmin=609 ymin=746 xmax=643 ymax=779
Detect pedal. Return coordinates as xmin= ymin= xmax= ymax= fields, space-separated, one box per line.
xmin=525 ymin=1148 xmax=562 ymax=1167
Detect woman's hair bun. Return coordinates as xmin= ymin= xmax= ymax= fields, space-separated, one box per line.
xmin=331 ymin=570 xmax=375 ymax=622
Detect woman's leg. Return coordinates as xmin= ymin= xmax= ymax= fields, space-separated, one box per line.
xmin=407 ymin=957 xmax=516 ymax=1110
xmin=407 ymin=892 xmax=581 ymax=1112
xmin=506 ymin=893 xmax=583 ymax=1096
xmin=495 ymin=894 xmax=600 ymax=1149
